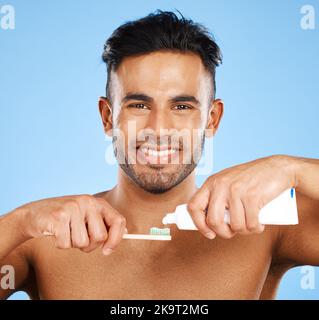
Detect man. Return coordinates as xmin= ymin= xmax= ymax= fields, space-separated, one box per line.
xmin=0 ymin=10 xmax=318 ymax=300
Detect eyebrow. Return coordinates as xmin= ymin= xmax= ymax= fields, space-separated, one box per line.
xmin=122 ymin=92 xmax=200 ymax=105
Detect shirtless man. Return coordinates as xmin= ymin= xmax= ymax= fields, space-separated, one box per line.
xmin=1 ymin=11 xmax=319 ymax=300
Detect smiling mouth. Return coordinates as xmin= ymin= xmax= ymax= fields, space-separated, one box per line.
xmin=136 ymin=145 xmax=181 ymax=165
xmin=139 ymin=147 xmax=178 ymax=157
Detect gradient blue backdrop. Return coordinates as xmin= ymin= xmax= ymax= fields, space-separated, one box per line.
xmin=0 ymin=0 xmax=318 ymax=300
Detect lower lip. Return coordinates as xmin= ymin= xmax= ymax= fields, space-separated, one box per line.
xmin=136 ymin=148 xmax=181 ymax=165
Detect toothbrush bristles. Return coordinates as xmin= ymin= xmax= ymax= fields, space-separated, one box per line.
xmin=150 ymin=227 xmax=170 ymax=236
xmin=121 ymin=227 xmax=172 ymax=241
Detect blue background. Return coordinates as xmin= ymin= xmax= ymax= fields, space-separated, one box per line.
xmin=0 ymin=0 xmax=318 ymax=299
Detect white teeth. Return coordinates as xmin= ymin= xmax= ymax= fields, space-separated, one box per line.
xmin=139 ymin=147 xmax=177 ymax=157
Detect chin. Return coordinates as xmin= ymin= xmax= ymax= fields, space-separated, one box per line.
xmin=120 ymin=160 xmax=196 ymax=194
xmin=136 ymin=177 xmax=182 ymax=194
xmin=140 ymin=185 xmax=175 ymax=194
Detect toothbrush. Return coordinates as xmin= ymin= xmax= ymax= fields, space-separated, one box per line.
xmin=122 ymin=227 xmax=171 ymax=241
xmin=43 ymin=227 xmax=172 ymax=241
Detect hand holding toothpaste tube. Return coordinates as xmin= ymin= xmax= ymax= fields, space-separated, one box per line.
xmin=187 ymin=155 xmax=302 ymax=240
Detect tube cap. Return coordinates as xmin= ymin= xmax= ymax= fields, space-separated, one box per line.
xmin=162 ymin=213 xmax=176 ymax=225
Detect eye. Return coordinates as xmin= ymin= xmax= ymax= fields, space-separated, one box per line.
xmin=173 ymin=104 xmax=193 ymax=110
xmin=128 ymin=103 xmax=149 ymax=110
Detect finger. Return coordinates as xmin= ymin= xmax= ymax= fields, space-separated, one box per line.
xmin=96 ymin=199 xmax=126 ymax=255
xmin=81 ymin=211 xmax=108 ymax=253
xmin=243 ymin=199 xmax=265 ymax=233
xmin=187 ymin=187 xmax=216 ymax=239
xmin=206 ymin=196 xmax=235 ymax=240
xmin=228 ymin=195 xmax=246 ymax=233
xmin=94 ymin=198 xmax=127 ymax=254
xmin=54 ymin=218 xmax=72 ymax=249
xmin=102 ymin=213 xmax=126 ymax=255
xmin=70 ymin=211 xmax=90 ymax=249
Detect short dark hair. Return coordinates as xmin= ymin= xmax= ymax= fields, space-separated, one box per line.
xmin=102 ymin=10 xmax=222 ymax=102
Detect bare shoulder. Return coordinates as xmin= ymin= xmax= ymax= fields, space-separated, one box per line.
xmin=93 ymin=189 xmax=112 ymax=199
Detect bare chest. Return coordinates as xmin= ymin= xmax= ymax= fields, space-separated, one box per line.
xmin=31 ymin=231 xmax=274 ymax=299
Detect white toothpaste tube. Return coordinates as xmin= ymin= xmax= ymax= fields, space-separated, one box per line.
xmin=162 ymin=188 xmax=299 ymax=230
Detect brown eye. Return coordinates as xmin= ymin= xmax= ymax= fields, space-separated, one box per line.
xmin=173 ymin=104 xmax=193 ymax=110
xmin=128 ymin=103 xmax=148 ymax=109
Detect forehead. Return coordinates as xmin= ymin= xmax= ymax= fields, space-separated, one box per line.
xmin=111 ymin=51 xmax=211 ymax=99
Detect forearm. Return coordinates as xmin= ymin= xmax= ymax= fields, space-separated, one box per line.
xmin=0 ymin=208 xmax=31 ymax=262
xmin=291 ymin=156 xmax=319 ymax=200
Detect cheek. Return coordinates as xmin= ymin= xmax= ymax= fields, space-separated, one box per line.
xmin=173 ymin=112 xmax=206 ymax=131
xmin=116 ymin=109 xmax=149 ymax=128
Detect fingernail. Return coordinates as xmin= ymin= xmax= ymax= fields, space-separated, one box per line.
xmin=205 ymin=232 xmax=216 ymax=239
xmin=124 ymin=228 xmax=128 ymax=234
xmin=103 ymin=248 xmax=113 ymax=256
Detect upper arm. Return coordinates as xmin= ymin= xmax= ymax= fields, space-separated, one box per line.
xmin=0 ymin=243 xmax=37 ymax=300
xmin=274 ymin=192 xmax=319 ymax=267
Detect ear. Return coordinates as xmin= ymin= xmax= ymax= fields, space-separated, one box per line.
xmin=98 ymin=97 xmax=113 ymax=136
xmin=205 ymin=99 xmax=224 ymax=138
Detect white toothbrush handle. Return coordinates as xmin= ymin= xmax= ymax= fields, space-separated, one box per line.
xmin=122 ymin=233 xmax=171 ymax=241
xmin=43 ymin=231 xmax=172 ymax=241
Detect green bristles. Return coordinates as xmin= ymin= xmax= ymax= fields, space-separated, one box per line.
xmin=149 ymin=227 xmax=171 ymax=236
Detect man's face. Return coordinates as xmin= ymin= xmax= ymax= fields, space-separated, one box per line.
xmin=100 ymin=51 xmax=222 ymax=194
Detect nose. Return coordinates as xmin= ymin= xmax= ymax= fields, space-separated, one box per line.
xmin=145 ymin=108 xmax=174 ymax=137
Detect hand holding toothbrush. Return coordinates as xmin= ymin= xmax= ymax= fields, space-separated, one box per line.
xmin=8 ymin=194 xmax=127 ymax=258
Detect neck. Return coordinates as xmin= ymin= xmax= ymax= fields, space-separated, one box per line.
xmin=105 ymin=168 xmax=198 ymax=233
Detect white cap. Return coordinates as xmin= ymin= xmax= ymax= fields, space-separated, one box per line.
xmin=162 ymin=213 xmax=176 ymax=225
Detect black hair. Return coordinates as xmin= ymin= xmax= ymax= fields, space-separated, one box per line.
xmin=102 ymin=10 xmax=222 ymax=102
